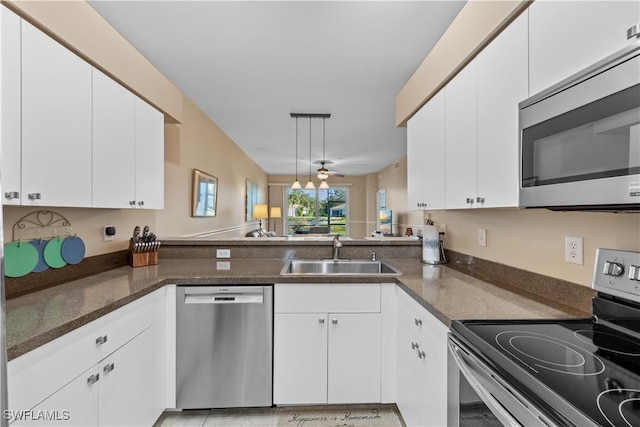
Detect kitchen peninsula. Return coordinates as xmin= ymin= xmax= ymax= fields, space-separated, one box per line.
xmin=5 ymin=237 xmax=594 ymax=426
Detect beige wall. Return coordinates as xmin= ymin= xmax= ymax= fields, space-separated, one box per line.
xmin=374 ymin=157 xmax=423 ymax=237
xmin=427 ymin=209 xmax=640 ymax=288
xmin=2 ymin=3 xmax=268 ymax=256
xmin=267 ymin=175 xmax=368 ymax=238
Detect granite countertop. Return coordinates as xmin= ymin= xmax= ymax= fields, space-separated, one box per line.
xmin=5 ymin=258 xmax=590 ymax=361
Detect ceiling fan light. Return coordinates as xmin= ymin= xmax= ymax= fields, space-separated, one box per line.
xmin=291 ymin=180 xmax=302 ymax=190
xmin=317 ymin=170 xmax=329 ymax=180
xmin=319 ymin=180 xmax=330 ymax=190
xmin=305 ymin=180 xmax=316 ymax=190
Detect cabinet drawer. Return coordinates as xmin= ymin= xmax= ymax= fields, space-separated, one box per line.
xmin=8 ymin=295 xmax=152 ymax=413
xmin=396 ymin=287 xmax=429 ymax=334
xmin=275 ymin=283 xmax=381 ymax=313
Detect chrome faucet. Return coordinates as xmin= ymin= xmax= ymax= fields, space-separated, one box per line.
xmin=332 ymin=234 xmax=342 ymax=260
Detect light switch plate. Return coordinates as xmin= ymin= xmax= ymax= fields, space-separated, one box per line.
xmin=216 ymin=249 xmax=231 ymax=259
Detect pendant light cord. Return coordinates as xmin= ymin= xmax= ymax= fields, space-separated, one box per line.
xmin=295 ymin=117 xmax=298 ymax=181
xmin=309 ymin=117 xmax=312 ymax=180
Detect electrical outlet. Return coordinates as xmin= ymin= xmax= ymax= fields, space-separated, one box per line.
xmin=103 ymin=225 xmax=114 ymax=242
xmin=216 ymin=249 xmax=231 ymax=259
xmin=440 ymin=224 xmax=446 ymax=237
xmin=565 ymin=236 xmax=584 ymax=265
xmin=478 ymin=229 xmax=487 ymax=247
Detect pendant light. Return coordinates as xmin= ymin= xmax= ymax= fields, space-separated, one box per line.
xmin=305 ymin=117 xmax=316 ymax=190
xmin=291 ymin=116 xmax=302 ymax=190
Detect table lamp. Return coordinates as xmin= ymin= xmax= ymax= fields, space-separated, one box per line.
xmin=253 ymin=204 xmax=268 ymax=236
xmin=270 ymin=207 xmax=282 ymax=235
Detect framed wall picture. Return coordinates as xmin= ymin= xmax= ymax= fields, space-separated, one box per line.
xmin=192 ymin=169 xmax=218 ymax=217
xmin=246 ymin=180 xmax=259 ymax=221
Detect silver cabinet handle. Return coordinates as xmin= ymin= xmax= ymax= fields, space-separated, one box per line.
xmin=95 ymin=335 xmax=108 ymax=345
xmin=418 ymin=350 xmax=426 ymax=359
xmin=87 ymin=373 xmax=100 ymax=385
xmin=332 ymin=318 xmax=338 ymax=325
xmin=4 ymin=192 xmax=19 ymax=199
xmin=28 ymin=193 xmax=41 ymax=200
xmin=476 ymin=197 xmax=485 ymax=204
xmin=414 ymin=318 xmax=422 ymax=326
xmin=466 ymin=198 xmax=474 ymax=204
xmin=129 ymin=200 xmax=136 ymax=206
xmin=138 ymin=201 xmax=144 ymax=207
xmin=319 ymin=318 xmax=325 ymax=324
xmin=411 ymin=342 xmax=419 ymax=350
xmin=103 ymin=363 xmax=115 ymax=374
xmin=628 ymin=23 xmax=640 ymax=40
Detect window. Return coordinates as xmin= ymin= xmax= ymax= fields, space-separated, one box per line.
xmin=286 ymin=187 xmax=348 ymax=236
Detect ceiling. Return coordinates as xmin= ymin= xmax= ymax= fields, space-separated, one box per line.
xmin=88 ymin=1 xmax=466 ymax=177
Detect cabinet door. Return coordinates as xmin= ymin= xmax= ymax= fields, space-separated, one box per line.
xmin=21 ymin=20 xmax=92 ymax=207
xmin=419 ymin=313 xmax=450 ymax=427
xmin=408 ymin=90 xmax=446 ymax=211
xmin=134 ymin=98 xmax=164 ymax=209
xmin=328 ymin=313 xmax=381 ymax=404
xmin=407 ymin=105 xmax=427 ymax=210
xmin=445 ymin=63 xmax=477 ymax=209
xmin=92 ymin=69 xmax=136 ymax=208
xmin=99 ymin=328 xmax=154 ymax=427
xmin=273 ymin=313 xmax=328 ymax=404
xmin=476 ymin=11 xmax=528 ymax=208
xmin=395 ymin=319 xmax=422 ymax=427
xmin=1 ymin=6 xmax=21 ymax=205
xmin=529 ymin=1 xmax=640 ymax=95
xmin=12 ymin=366 xmax=99 ymax=426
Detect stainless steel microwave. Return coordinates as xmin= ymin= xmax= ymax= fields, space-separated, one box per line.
xmin=519 ymin=39 xmax=640 ymax=211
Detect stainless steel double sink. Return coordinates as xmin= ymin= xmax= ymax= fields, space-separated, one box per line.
xmin=280 ymin=259 xmax=401 ymax=276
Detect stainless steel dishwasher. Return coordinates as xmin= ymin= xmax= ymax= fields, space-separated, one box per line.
xmin=176 ymin=285 xmax=273 ymax=409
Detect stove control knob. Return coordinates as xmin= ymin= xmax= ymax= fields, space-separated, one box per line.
xmin=629 ymin=265 xmax=640 ymax=281
xmin=603 ymin=261 xmax=624 ymax=277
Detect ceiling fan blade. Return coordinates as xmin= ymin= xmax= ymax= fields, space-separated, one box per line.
xmin=327 ymin=171 xmax=345 ymax=178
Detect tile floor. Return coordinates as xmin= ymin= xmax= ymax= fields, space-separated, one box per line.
xmin=153 ymin=404 xmax=405 ymax=427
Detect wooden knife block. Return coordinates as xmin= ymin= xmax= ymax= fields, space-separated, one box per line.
xmin=128 ymin=239 xmax=159 ymax=268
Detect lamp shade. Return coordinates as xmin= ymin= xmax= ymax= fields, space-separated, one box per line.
xmin=305 ymin=180 xmax=316 ymax=190
xmin=319 ymin=180 xmax=330 ymax=190
xmin=291 ymin=180 xmax=302 ymax=190
xmin=253 ymin=204 xmax=268 ymax=219
xmin=270 ymin=207 xmax=282 ymax=218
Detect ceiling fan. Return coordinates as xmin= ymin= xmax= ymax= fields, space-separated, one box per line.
xmin=314 ymin=159 xmax=344 ymax=178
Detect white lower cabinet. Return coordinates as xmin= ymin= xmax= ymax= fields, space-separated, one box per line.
xmin=395 ymin=288 xmax=449 ymax=427
xmin=274 ymin=283 xmax=382 ymax=405
xmin=8 ymin=289 xmax=165 ymax=426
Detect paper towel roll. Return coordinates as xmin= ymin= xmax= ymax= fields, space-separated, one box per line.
xmin=422 ymin=225 xmax=440 ymax=264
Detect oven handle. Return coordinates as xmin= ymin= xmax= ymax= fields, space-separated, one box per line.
xmin=448 ymin=338 xmax=523 ymax=426
xmin=449 ymin=335 xmax=561 ymax=427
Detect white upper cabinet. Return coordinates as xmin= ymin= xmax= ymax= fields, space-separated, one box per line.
xmin=2 ymin=10 xmax=163 ymax=209
xmin=476 ymin=11 xmax=528 ymax=208
xmin=92 ymin=69 xmax=137 ymax=208
xmin=93 ymin=69 xmax=164 ymax=210
xmin=21 ymin=19 xmax=92 ymax=207
xmin=529 ymin=1 xmax=640 ymax=95
xmin=406 ymin=90 xmax=445 ymax=211
xmin=445 ymin=62 xmax=477 ymax=210
xmin=1 ymin=6 xmax=22 ymax=205
xmin=134 ymin=98 xmax=164 ymax=210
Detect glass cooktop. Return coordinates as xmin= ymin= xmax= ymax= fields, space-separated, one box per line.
xmin=454 ymin=319 xmax=640 ymax=427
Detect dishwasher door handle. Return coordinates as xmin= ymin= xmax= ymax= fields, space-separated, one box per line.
xmin=182 ymin=286 xmax=265 ymax=304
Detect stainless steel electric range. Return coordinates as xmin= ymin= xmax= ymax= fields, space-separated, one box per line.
xmin=449 ymin=249 xmax=640 ymax=427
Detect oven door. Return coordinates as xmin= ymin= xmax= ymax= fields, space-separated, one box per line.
xmin=518 ymin=44 xmax=640 ymax=210
xmin=448 ymin=335 xmax=558 ymax=427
